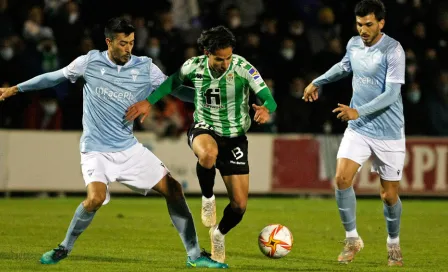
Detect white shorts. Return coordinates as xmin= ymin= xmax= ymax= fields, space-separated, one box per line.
xmin=80 ymin=143 xmax=169 ymax=205
xmin=337 ymin=128 xmax=406 ymax=181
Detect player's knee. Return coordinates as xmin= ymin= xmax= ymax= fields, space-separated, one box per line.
xmin=198 ymin=148 xmax=218 ymax=169
xmin=381 ymin=190 xmax=399 ymax=206
xmin=335 ymin=174 xmax=353 ymax=189
xmin=230 ymin=201 xmax=247 ymax=215
xmin=84 ymin=193 xmax=106 ymax=211
xmin=164 ymin=175 xmax=185 ymax=200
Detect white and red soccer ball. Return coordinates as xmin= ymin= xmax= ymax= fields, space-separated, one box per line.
xmin=258 ymin=224 xmax=293 ymax=258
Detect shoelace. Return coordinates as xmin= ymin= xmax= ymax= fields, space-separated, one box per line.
xmin=339 ymin=239 xmax=357 ymax=251
xmin=52 ymin=245 xmax=68 ymax=258
xmin=388 ymin=246 xmax=402 ymax=261
xmin=204 ymin=201 xmax=213 ymax=212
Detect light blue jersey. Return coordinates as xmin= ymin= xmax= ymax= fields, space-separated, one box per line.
xmin=63 ymin=50 xmax=166 ymax=152
xmin=314 ymin=34 xmax=406 ymax=140
xmin=343 ymin=34 xmax=405 ymax=140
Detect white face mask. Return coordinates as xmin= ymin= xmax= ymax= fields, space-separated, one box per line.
xmin=0 ymin=47 xmax=14 ymax=61
xmin=229 ymin=17 xmax=241 ymax=28
xmin=147 ymin=47 xmax=160 ymax=58
xmin=42 ymin=101 xmax=58 ymax=115
xmin=290 ymin=25 xmax=304 ymax=35
xmin=281 ymin=48 xmax=295 ymax=60
xmin=69 ymin=12 xmax=79 ymax=24
xmin=406 ymin=91 xmax=421 ymax=103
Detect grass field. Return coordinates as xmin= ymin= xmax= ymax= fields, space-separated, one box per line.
xmin=0 ymin=197 xmax=447 ymax=272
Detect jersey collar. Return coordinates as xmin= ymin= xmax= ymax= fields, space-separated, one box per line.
xmin=206 ymin=56 xmax=234 ymax=80
xmin=364 ymin=33 xmax=386 ymax=50
xmin=103 ymin=51 xmax=133 ymax=72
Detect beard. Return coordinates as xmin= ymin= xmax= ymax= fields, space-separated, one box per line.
xmin=361 ymin=31 xmax=380 ymax=46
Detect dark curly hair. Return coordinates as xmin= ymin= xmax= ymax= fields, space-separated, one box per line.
xmin=355 ymin=0 xmax=386 ymax=21
xmin=197 ymin=26 xmax=236 ymax=54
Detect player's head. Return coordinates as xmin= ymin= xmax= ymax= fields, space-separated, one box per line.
xmin=197 ymin=26 xmax=236 ymax=74
xmin=104 ymin=17 xmax=135 ymax=65
xmin=355 ymin=0 xmax=386 ymax=46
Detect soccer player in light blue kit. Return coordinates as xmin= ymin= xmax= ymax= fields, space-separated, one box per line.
xmin=0 ymin=17 xmax=228 ymax=269
xmin=303 ymin=0 xmax=404 ymax=266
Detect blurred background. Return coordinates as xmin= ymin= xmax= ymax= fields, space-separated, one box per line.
xmin=0 ymin=0 xmax=447 ymax=196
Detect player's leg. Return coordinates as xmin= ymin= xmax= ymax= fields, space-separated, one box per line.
xmin=40 ymin=182 xmax=107 ymax=264
xmin=188 ymin=123 xmax=219 ymax=227
xmin=380 ymin=179 xmax=403 ymax=266
xmin=335 ymin=158 xmax=361 ymax=237
xmin=152 ymin=174 xmax=201 ymax=260
xmin=118 ymin=143 xmax=227 ymax=268
xmin=335 ymin=129 xmax=371 ymax=263
xmin=210 ymin=135 xmax=249 ymax=262
xmin=152 ymin=174 xmax=228 ymax=268
xmin=41 ymin=151 xmax=112 ymax=264
xmin=371 ymin=137 xmax=405 ymax=267
xmin=210 ymin=174 xmax=249 ymax=263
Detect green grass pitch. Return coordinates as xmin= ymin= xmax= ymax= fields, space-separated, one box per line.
xmin=0 ymin=197 xmax=446 ymax=271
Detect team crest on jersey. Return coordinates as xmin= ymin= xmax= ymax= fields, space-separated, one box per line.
xmin=130 ymin=69 xmax=140 ymax=82
xmin=226 ymin=73 xmax=234 ymax=81
xmin=101 ymin=68 xmax=105 ymax=75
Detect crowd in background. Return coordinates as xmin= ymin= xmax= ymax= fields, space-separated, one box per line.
xmin=0 ymin=0 xmax=447 ymax=137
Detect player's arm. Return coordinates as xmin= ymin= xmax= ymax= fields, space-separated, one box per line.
xmin=245 ymin=66 xmax=277 ymax=124
xmin=356 ymin=44 xmax=405 ymax=116
xmin=171 ymin=85 xmax=195 ymax=103
xmin=125 ymin=71 xmax=183 ymax=122
xmin=303 ymin=38 xmax=353 ymax=102
xmin=0 ymin=55 xmax=88 ymax=101
xmin=146 ymin=71 xmax=184 ymax=104
xmin=126 ymin=58 xmax=196 ymax=123
xmin=148 ymin=62 xmax=194 ymax=103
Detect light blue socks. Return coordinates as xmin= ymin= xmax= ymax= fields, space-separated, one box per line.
xmin=60 ymin=203 xmax=96 ymax=252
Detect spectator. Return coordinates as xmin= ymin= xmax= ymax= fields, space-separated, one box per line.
xmin=24 ymin=89 xmax=62 ymax=130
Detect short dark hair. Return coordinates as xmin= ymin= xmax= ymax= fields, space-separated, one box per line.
xmin=197 ymin=26 xmax=236 ymax=54
xmin=104 ymin=17 xmax=135 ymax=40
xmin=355 ymin=0 xmax=386 ymax=21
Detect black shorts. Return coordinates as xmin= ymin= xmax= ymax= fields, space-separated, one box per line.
xmin=187 ymin=122 xmax=249 ymax=176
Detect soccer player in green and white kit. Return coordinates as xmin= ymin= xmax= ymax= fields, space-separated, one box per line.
xmin=126 ymin=26 xmax=277 ymax=262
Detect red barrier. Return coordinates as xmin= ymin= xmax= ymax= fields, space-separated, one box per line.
xmin=272 ymin=137 xmax=448 ymax=196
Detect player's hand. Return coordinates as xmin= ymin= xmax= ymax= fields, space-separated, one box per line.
xmin=252 ymin=104 xmax=270 ymax=124
xmin=125 ymin=100 xmax=152 ymax=123
xmin=332 ymin=103 xmax=359 ymax=121
xmin=0 ymin=86 xmax=19 ymax=101
xmin=302 ymin=82 xmax=319 ymax=102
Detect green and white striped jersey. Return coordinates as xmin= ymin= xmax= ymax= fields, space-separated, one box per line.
xmin=179 ymin=54 xmax=268 ymax=137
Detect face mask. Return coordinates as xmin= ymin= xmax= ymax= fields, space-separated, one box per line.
xmin=290 ymin=90 xmax=303 ymax=98
xmin=0 ymin=47 xmax=13 ymax=61
xmin=147 ymin=47 xmax=160 ymax=58
xmin=281 ymin=48 xmax=295 ymax=60
xmin=229 ymin=17 xmax=241 ymax=28
xmin=407 ymin=91 xmax=421 ymax=103
xmin=42 ymin=101 xmax=58 ymax=115
xmin=290 ymin=25 xmax=304 ymax=36
xmin=68 ymin=13 xmax=79 ymax=24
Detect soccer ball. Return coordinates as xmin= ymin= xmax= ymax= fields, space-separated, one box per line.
xmin=258 ymin=224 xmax=293 ymax=258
